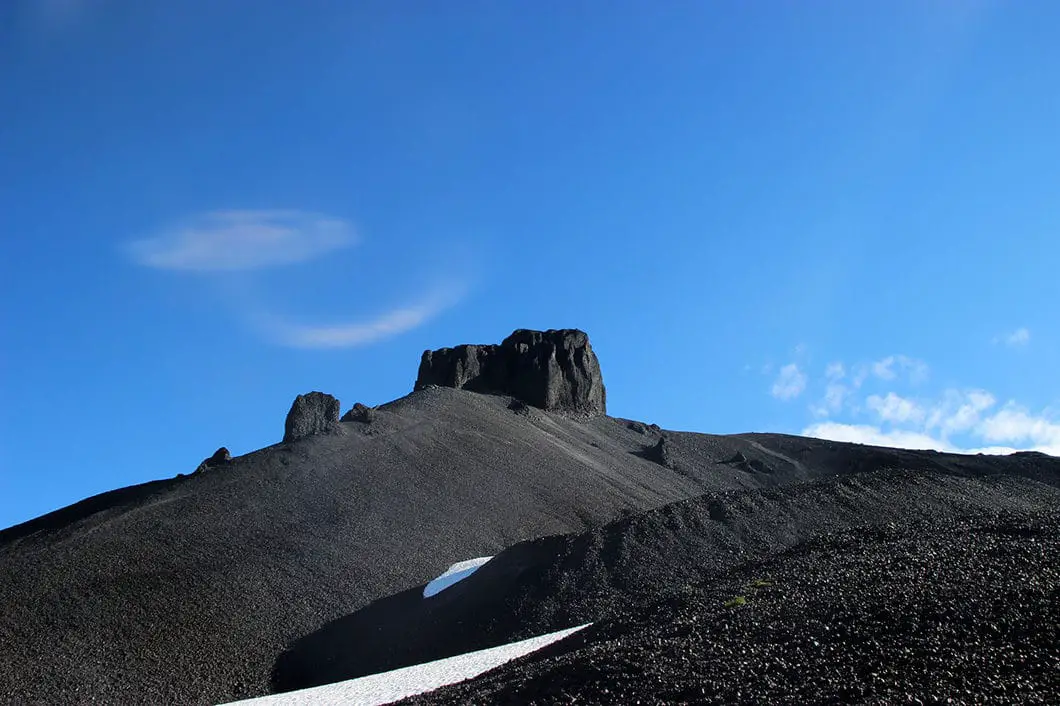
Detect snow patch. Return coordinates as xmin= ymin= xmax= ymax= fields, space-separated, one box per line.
xmin=423 ymin=556 xmax=492 ymax=598
xmin=220 ymin=623 xmax=590 ymax=706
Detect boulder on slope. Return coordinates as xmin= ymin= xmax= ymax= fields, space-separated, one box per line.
xmin=284 ymin=392 xmax=340 ymax=443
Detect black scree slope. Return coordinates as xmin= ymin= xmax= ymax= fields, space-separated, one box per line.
xmin=1 ymin=378 xmax=837 ymax=706
xmin=2 ymin=327 xmax=1058 ymax=706
xmin=404 ymin=508 xmax=1060 ymax=706
xmin=273 ymin=465 xmax=1060 ymax=696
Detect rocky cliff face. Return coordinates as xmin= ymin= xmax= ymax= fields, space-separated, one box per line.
xmin=284 ymin=391 xmax=340 ymax=442
xmin=415 ymin=329 xmax=607 ymax=416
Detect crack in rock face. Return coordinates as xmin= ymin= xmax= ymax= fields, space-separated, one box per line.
xmin=414 ymin=329 xmax=607 ymax=416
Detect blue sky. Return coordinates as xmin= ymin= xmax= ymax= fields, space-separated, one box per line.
xmin=2 ymin=1 xmax=1059 ymax=530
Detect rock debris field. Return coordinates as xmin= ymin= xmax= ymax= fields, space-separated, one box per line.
xmin=406 ymin=510 xmax=1059 ymax=705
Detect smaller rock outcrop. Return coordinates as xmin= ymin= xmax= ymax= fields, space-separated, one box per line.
xmin=284 ymin=392 xmax=340 ymax=443
xmin=195 ymin=447 xmax=231 ymax=474
xmin=647 ymin=435 xmax=678 ymax=470
xmin=723 ymin=450 xmax=769 ymax=474
xmin=341 ymin=403 xmax=375 ymax=424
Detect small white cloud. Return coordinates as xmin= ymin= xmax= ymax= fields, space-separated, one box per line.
xmin=927 ymin=389 xmax=996 ymax=435
xmin=771 ymin=363 xmax=807 ymax=401
xmin=824 ymin=362 xmax=845 ymax=381
xmin=823 ymin=383 xmax=848 ymax=411
xmin=871 ymin=357 xmax=897 ymax=380
xmin=256 ymin=283 xmax=466 ymax=350
xmin=128 ymin=210 xmax=355 ymax=272
xmin=850 ymin=364 xmax=869 ymax=389
xmin=870 ymin=355 xmax=929 ymax=384
xmin=866 ymin=392 xmax=925 ymax=425
xmin=995 ymin=327 xmax=1030 ymax=347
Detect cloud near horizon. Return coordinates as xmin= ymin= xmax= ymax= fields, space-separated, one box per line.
xmin=798 ymin=357 xmax=1059 ymax=456
xmin=127 ymin=210 xmax=356 ymax=272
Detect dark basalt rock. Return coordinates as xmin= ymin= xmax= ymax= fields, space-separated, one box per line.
xmin=341 ymin=403 xmax=375 ymax=424
xmin=195 ymin=447 xmax=231 ymax=474
xmin=415 ymin=329 xmax=607 ymax=416
xmin=284 ymin=392 xmax=340 ymax=443
xmin=647 ymin=435 xmax=678 ymax=470
xmin=724 ymin=450 xmax=770 ymax=474
xmin=627 ymin=420 xmax=649 ymax=434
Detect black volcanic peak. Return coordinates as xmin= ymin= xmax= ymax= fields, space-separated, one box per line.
xmin=1 ymin=327 xmax=1058 ymax=706
xmin=416 ymin=328 xmax=607 ymax=416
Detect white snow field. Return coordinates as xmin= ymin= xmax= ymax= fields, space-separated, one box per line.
xmin=422 ymin=556 xmax=493 ymax=598
xmin=222 ymin=623 xmax=590 ymax=706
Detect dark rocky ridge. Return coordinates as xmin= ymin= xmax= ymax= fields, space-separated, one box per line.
xmin=415 ymin=329 xmax=607 ymax=416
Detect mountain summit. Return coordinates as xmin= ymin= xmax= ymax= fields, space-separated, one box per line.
xmin=415 ymin=328 xmax=607 ymax=417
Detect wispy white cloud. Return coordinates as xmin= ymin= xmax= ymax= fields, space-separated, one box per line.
xmin=771 ymin=363 xmax=807 ymax=401
xmin=255 ymin=283 xmax=466 ymax=350
xmin=130 ymin=209 xmax=472 ymax=349
xmin=128 ymin=210 xmax=355 ymax=272
xmin=812 ymin=363 xmax=850 ymax=417
xmin=994 ymin=327 xmax=1030 ymax=347
xmin=870 ymin=355 xmax=929 ymax=384
xmin=809 ymin=355 xmax=928 ymax=418
xmin=925 ymin=389 xmax=996 ymax=435
xmin=823 ymin=383 xmax=849 ymax=411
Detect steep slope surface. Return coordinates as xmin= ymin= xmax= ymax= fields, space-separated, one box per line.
xmin=0 ymin=385 xmax=755 ymax=706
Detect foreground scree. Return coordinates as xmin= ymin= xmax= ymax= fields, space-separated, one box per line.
xmin=407 ymin=511 xmax=1059 ymax=705
xmin=0 ymin=329 xmax=1057 ymax=705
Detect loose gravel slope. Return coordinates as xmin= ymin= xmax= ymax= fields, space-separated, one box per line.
xmin=408 ymin=509 xmax=1060 ymax=705
xmin=2 ymin=384 xmax=1058 ymax=705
